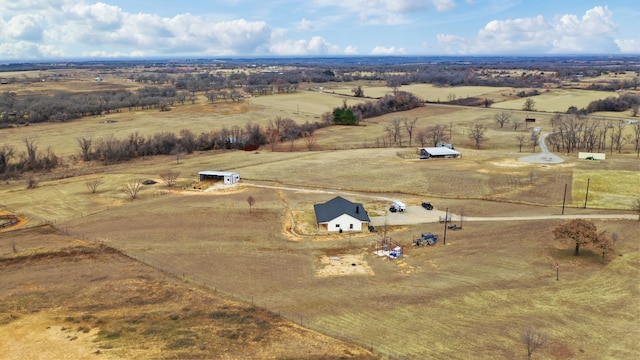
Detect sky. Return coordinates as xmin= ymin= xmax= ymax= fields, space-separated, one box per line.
xmin=0 ymin=0 xmax=638 ymax=60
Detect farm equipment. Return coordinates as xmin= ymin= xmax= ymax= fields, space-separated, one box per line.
xmin=414 ymin=232 xmax=438 ymax=246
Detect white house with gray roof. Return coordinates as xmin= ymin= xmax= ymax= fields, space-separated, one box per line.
xmin=313 ymin=196 xmax=370 ymax=233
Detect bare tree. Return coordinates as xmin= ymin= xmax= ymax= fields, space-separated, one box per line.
xmin=632 ymin=121 xmax=640 ymax=158
xmin=86 ymin=178 xmax=104 ymax=193
xmin=160 ymin=170 xmax=180 ymax=187
xmin=522 ymin=97 xmax=536 ymax=111
xmin=303 ymin=131 xmax=317 ymax=151
xmin=426 ymin=124 xmax=449 ymax=147
xmin=516 ymin=134 xmax=526 ymax=152
xmin=521 ymin=326 xmax=548 ymax=360
xmin=414 ymin=128 xmax=428 ymax=147
xmin=351 ymin=85 xmax=364 ymax=97
xmin=0 ymin=145 xmax=14 ymax=174
xmin=403 ymin=117 xmax=419 ymax=147
xmin=171 ymin=144 xmax=184 ymax=164
xmin=494 ymin=111 xmax=512 ymax=128
xmin=468 ymin=123 xmax=488 ymax=149
xmin=25 ymin=175 xmax=38 ymax=189
xmin=121 ymin=179 xmax=143 ymax=200
xmin=23 ymin=136 xmax=38 ymax=170
xmin=247 ymin=196 xmax=256 ymax=213
xmin=77 ymin=137 xmax=93 ymax=161
xmin=531 ymin=132 xmax=540 ymax=152
xmin=386 ymin=116 xmax=404 ymax=146
xmin=386 ymin=77 xmax=402 ymax=96
xmin=513 ymin=118 xmax=523 ymax=131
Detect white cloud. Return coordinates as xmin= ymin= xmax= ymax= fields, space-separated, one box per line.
xmin=370 ymin=46 xmax=406 ymax=55
xmin=4 ymin=14 xmax=45 ymax=41
xmin=437 ymin=6 xmax=619 ymax=54
xmin=344 ymin=45 xmax=358 ymax=55
xmin=270 ymin=36 xmax=341 ymax=55
xmin=297 ymin=19 xmax=314 ymax=31
xmin=615 ymin=38 xmax=640 ymax=53
xmin=313 ymin=0 xmax=455 ymax=25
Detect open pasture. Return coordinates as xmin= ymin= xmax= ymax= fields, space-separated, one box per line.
xmin=1 ymin=77 xmax=639 ymax=359
xmin=493 ymin=88 xmax=618 ymax=113
xmin=54 ymin=188 xmax=640 ymax=359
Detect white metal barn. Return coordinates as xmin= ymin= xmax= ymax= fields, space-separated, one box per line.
xmin=418 ymin=147 xmax=461 ymax=159
xmin=198 ymin=171 xmax=240 ymax=184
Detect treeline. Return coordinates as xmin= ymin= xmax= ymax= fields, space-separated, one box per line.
xmin=329 ymin=91 xmax=424 ymax=125
xmin=0 ymin=138 xmax=60 ymax=179
xmin=0 ymin=117 xmax=331 ymax=179
xmin=581 ymin=93 xmax=640 ymax=114
xmin=547 ymin=113 xmax=640 ymax=155
xmin=0 ymin=86 xmax=181 ymax=124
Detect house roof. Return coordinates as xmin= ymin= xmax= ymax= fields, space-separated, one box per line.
xmin=198 ymin=171 xmax=239 ymax=176
xmin=419 ymin=147 xmax=461 ymax=156
xmin=314 ymin=196 xmax=370 ymax=224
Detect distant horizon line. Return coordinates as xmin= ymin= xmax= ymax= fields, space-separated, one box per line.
xmin=2 ymin=53 xmax=640 ymax=67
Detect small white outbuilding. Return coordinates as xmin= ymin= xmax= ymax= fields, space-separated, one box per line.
xmin=198 ymin=171 xmax=240 ymax=184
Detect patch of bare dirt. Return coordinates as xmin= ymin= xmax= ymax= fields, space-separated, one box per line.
xmin=316 ymin=253 xmax=375 ymax=277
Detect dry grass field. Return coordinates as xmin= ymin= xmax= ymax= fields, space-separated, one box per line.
xmin=1 ymin=75 xmax=639 ymax=359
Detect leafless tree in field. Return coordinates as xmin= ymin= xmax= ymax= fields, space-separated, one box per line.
xmin=522 ymin=97 xmax=536 ymax=111
xmin=386 ymin=117 xmax=404 ymax=147
xmin=426 ymin=124 xmax=449 ymax=147
xmin=521 ymin=326 xmax=548 ymax=359
xmin=25 ymin=175 xmax=38 ymax=189
xmin=403 ymin=117 xmax=419 ymax=147
xmin=121 ymin=180 xmax=143 ymax=200
xmin=494 ymin=111 xmax=512 ymax=128
xmin=468 ymin=123 xmax=488 ymax=149
xmin=632 ymin=121 xmax=640 ymax=158
xmin=530 ymin=132 xmax=540 ymax=152
xmin=160 ymin=170 xmax=180 ymax=187
xmin=0 ymin=145 xmax=15 ymax=173
xmin=512 ymin=118 xmax=523 ymax=131
xmin=247 ymin=196 xmax=255 ymax=213
xmin=171 ymin=144 xmax=183 ymax=164
xmin=77 ymin=137 xmax=93 ymax=161
xmin=414 ymin=128 xmax=428 ymax=147
xmin=86 ymin=178 xmax=103 ymax=193
xmin=303 ymin=132 xmax=317 ymax=151
xmin=516 ymin=134 xmax=526 ymax=152
xmin=23 ymin=136 xmax=38 ymax=169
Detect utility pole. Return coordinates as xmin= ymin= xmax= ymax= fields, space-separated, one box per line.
xmin=443 ymin=208 xmax=449 ymax=245
xmin=562 ymin=183 xmax=568 ymax=215
xmin=584 ymin=178 xmax=590 ymax=209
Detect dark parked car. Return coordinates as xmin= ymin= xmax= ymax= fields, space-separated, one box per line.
xmin=421 ymin=202 xmax=434 ymax=210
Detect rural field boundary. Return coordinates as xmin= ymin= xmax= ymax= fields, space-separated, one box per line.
xmin=46 ymin=222 xmax=381 ymax=356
